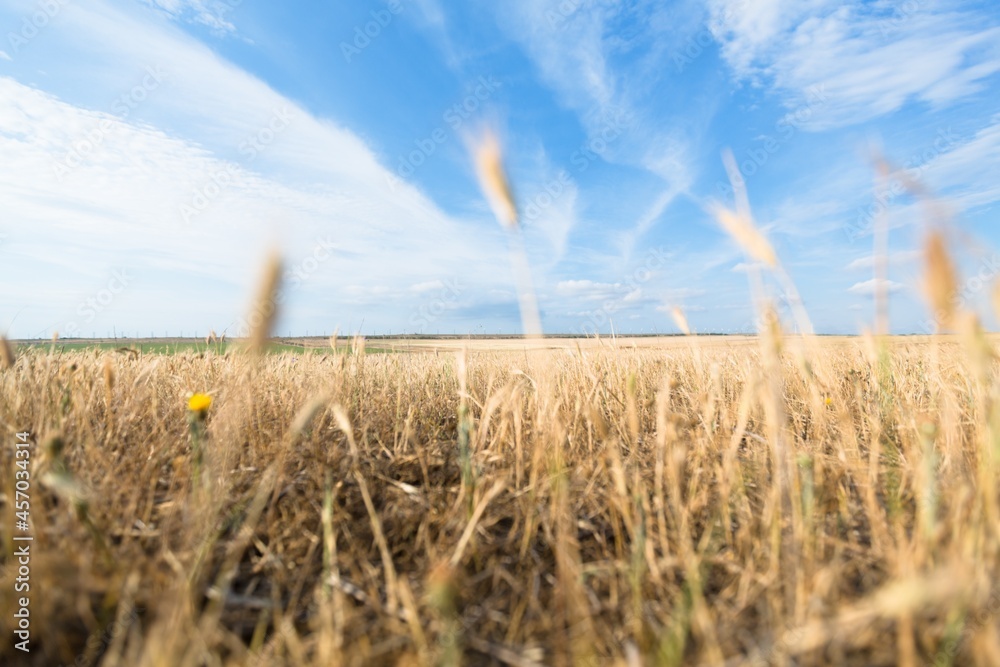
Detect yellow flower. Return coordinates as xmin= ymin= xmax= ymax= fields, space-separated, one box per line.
xmin=824 ymin=397 xmax=833 ymax=406
xmin=188 ymin=393 xmax=212 ymax=413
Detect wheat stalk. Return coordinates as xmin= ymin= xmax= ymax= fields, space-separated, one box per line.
xmin=473 ymin=131 xmax=543 ymax=338
xmin=248 ymin=251 xmax=283 ymax=353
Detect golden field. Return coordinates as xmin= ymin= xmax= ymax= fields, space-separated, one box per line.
xmin=2 ymin=334 xmax=1000 ymax=666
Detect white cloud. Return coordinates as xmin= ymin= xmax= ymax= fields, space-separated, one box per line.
xmin=0 ymin=1 xmax=514 ymax=337
xmin=658 ymin=287 xmax=709 ymax=302
xmin=519 ymin=160 xmax=580 ymax=266
xmin=554 ymin=280 xmax=652 ymax=310
xmin=731 ymin=261 xmax=762 ymax=273
xmin=405 ymin=0 xmax=462 ymax=70
xmin=556 ymin=280 xmax=618 ymax=299
xmin=848 ymin=279 xmax=904 ymax=296
xmin=409 ymin=280 xmax=445 ymax=293
xmin=622 ymin=180 xmax=687 ymax=253
xmin=845 ymin=251 xmax=922 ymax=271
xmin=141 ymin=0 xmax=237 ymax=34
xmin=340 ymin=285 xmax=394 ymax=304
xmin=708 ymin=0 xmax=803 ymax=68
xmin=709 ymin=0 xmax=1000 ymax=128
xmin=783 ymin=113 xmax=1000 ymax=247
xmin=656 ymin=302 xmax=706 ymax=314
xmin=921 ymin=115 xmax=1000 ymax=210
xmin=0 ymin=50 xmax=11 ymax=61
xmin=496 ymin=0 xmax=696 ymax=250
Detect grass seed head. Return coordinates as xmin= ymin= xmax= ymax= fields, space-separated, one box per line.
xmin=993 ymin=279 xmax=1000 ymax=322
xmin=249 ymin=251 xmax=283 ymax=353
xmin=0 ymin=336 xmax=15 ymax=369
xmin=670 ymin=307 xmax=691 ymax=335
xmin=474 ymin=131 xmax=519 ymax=230
xmin=103 ymin=358 xmax=115 ymax=392
xmin=924 ymin=231 xmax=957 ymax=330
xmin=711 ymin=205 xmax=777 ymax=268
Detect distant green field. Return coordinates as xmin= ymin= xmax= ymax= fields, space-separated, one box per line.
xmin=21 ymin=341 xmax=391 ymax=355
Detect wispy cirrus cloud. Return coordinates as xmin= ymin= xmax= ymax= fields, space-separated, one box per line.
xmin=556 ymin=280 xmax=633 ymax=301
xmin=709 ymin=0 xmax=1000 ymax=129
xmin=845 ymin=251 xmax=922 ymax=271
xmin=848 ymin=278 xmax=905 ymax=296
xmin=495 ymin=0 xmax=700 ymax=252
xmin=0 ymin=0 xmax=516 ymax=338
xmin=4 ymin=0 xmax=999 ymax=337
xmin=140 ymin=0 xmax=239 ymax=34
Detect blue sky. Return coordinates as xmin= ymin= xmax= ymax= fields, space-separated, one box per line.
xmin=2 ymin=0 xmax=999 ymax=338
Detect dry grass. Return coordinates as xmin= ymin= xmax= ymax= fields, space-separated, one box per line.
xmin=2 ymin=334 xmax=1000 ymax=666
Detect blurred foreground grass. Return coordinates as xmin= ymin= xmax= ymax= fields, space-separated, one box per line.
xmin=2 ymin=336 xmax=999 ymax=666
